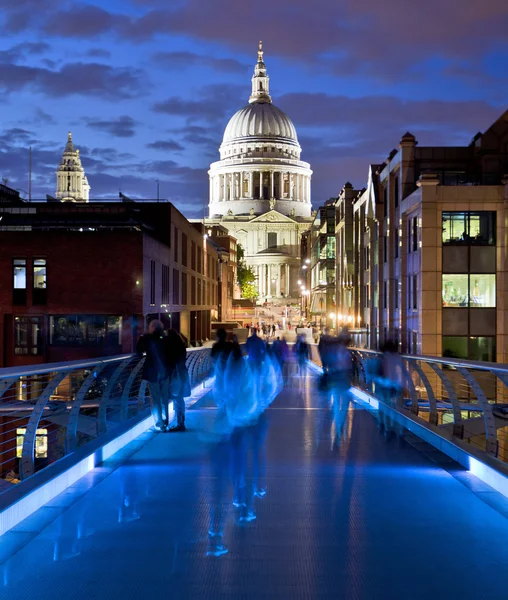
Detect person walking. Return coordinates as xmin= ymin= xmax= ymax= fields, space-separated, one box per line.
xmin=166 ymin=329 xmax=189 ymax=432
xmin=136 ymin=320 xmax=171 ymax=432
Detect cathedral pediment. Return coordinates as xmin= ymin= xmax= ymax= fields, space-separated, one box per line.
xmin=249 ymin=210 xmax=297 ymax=224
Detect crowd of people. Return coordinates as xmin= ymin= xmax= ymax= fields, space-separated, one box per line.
xmin=136 ymin=320 xmax=405 ymax=556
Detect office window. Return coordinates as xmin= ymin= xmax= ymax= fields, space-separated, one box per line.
xmin=14 ymin=316 xmax=43 ymax=355
xmin=150 ymin=260 xmax=156 ymax=305
xmin=191 ymin=276 xmax=196 ymax=304
xmin=412 ymin=275 xmax=418 ymax=310
xmin=394 ymin=229 xmax=399 ymax=259
xmin=268 ymin=232 xmax=277 ymax=248
xmin=383 ymin=235 xmax=388 ymax=263
xmin=412 ymin=218 xmax=418 ymax=252
xmin=383 ymin=186 xmax=388 ymax=217
xmin=191 ymin=241 xmax=196 ymax=271
xmin=443 ymin=336 xmax=495 ymax=362
xmin=161 ymin=265 xmax=170 ymax=304
xmin=197 ymin=279 xmax=202 ymax=305
xmin=394 ymin=279 xmax=399 ymax=309
xmin=172 ymin=269 xmax=180 ymax=304
xmin=49 ymin=315 xmax=122 ymax=346
xmin=407 ymin=220 xmax=412 ymax=254
xmin=181 ymin=273 xmax=188 ymax=305
xmin=442 ymin=274 xmax=495 ymax=307
xmin=174 ymin=227 xmax=179 ymax=263
xmin=181 ymin=233 xmax=188 ymax=267
xmin=394 ymin=176 xmax=399 ymax=208
xmin=442 ymin=211 xmax=495 ymax=245
xmin=32 ymin=258 xmax=47 ymax=304
xmin=13 ymin=258 xmax=27 ymax=305
xmin=383 ymin=280 xmax=387 ymax=308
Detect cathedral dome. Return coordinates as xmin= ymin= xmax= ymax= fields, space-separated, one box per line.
xmin=222 ymin=102 xmax=298 ymax=146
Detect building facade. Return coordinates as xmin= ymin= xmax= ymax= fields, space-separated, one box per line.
xmin=205 ymin=42 xmax=313 ymax=303
xmin=346 ymin=109 xmax=508 ymax=361
xmin=0 ymin=200 xmax=224 ymax=367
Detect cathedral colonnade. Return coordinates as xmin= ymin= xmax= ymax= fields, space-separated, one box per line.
xmin=210 ymin=170 xmax=311 ymax=204
xmin=255 ymin=262 xmax=297 ymax=299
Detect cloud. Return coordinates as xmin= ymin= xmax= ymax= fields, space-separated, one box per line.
xmin=278 ymin=93 xmax=500 ymax=139
xmin=86 ymin=48 xmax=111 ymax=59
xmin=146 ymin=139 xmax=184 ymax=152
xmin=84 ymin=116 xmax=137 ymax=138
xmin=0 ymin=62 xmax=143 ymax=99
xmin=42 ymin=5 xmax=129 ymax=38
xmin=153 ymin=83 xmax=243 ymax=123
xmin=0 ymin=42 xmax=50 ymax=63
xmin=152 ymin=51 xmax=247 ymax=73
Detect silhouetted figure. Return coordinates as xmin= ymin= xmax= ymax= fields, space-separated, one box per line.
xmin=245 ymin=327 xmax=266 ymax=371
xmin=166 ymin=329 xmax=189 ymax=432
xmin=136 ymin=320 xmax=171 ymax=432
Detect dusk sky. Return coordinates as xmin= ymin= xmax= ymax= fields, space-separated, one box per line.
xmin=1 ymin=0 xmax=507 ymax=216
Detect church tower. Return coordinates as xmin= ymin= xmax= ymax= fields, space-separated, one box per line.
xmin=55 ymin=132 xmax=91 ymax=202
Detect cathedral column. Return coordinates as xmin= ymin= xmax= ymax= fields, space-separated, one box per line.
xmin=286 ymin=265 xmax=290 ymax=297
xmin=270 ymin=171 xmax=274 ymax=199
xmin=209 ymin=177 xmax=213 ymax=203
xmin=259 ymin=171 xmax=263 ymax=199
xmin=221 ymin=174 xmax=226 ymax=201
xmin=267 ymin=264 xmax=272 ymax=298
xmin=289 ymin=173 xmax=294 ymax=200
xmin=276 ymin=264 xmax=281 ymax=297
xmin=249 ymin=171 xmax=254 ymax=198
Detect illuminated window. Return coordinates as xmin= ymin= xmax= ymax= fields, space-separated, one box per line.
xmin=49 ymin=315 xmax=122 ymax=345
xmin=442 ymin=212 xmax=495 ymax=245
xmin=13 ymin=258 xmax=27 ymax=305
xmin=442 ymin=274 xmax=495 ymax=307
xmin=16 ymin=428 xmax=48 ymax=459
xmin=32 ymin=258 xmax=47 ymax=305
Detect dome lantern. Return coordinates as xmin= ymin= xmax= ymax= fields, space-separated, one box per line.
xmin=249 ymin=40 xmax=271 ymax=104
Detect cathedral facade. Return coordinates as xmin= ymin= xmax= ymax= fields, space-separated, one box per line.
xmin=206 ymin=43 xmax=313 ymax=301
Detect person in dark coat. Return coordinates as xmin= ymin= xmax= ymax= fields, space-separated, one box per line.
xmin=136 ymin=320 xmax=171 ymax=432
xmin=166 ymin=329 xmax=189 ymax=432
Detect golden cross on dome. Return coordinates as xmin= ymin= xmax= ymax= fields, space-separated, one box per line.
xmin=258 ymin=40 xmax=263 ymax=62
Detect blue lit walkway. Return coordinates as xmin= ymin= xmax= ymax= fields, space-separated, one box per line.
xmin=2 ymin=369 xmax=508 ymax=599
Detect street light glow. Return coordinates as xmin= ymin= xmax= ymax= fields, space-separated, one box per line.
xmin=297 ymin=279 xmax=302 ymax=285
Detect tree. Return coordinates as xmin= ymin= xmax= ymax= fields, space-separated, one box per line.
xmin=236 ymin=243 xmax=258 ymax=300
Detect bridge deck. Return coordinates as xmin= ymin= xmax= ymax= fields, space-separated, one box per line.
xmin=2 ymin=371 xmax=508 ymax=599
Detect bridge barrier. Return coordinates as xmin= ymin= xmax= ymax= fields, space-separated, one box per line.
xmin=0 ymin=347 xmax=212 ymax=535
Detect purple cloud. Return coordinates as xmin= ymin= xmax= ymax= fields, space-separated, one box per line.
xmin=84 ymin=115 xmax=137 ymax=138
xmin=0 ymin=62 xmax=143 ymax=99
xmin=153 ymin=51 xmax=247 ymax=73
xmin=146 ymin=140 xmax=185 ymax=152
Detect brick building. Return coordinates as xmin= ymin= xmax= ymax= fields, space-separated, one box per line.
xmin=0 ymin=199 xmax=223 ymax=367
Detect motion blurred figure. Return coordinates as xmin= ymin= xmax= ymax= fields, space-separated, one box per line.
xmin=166 ymin=329 xmax=189 ymax=432
xmin=136 ymin=320 xmax=171 ymax=432
xmin=294 ymin=334 xmax=310 ymax=378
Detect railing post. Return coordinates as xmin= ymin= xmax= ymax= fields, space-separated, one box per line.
xmin=412 ymin=362 xmax=439 ymax=425
xmin=97 ymin=358 xmax=133 ymax=435
xmin=120 ymin=357 xmax=145 ymax=421
xmin=20 ymin=371 xmax=69 ymax=480
xmin=65 ymin=364 xmax=105 ymax=453
xmin=402 ymin=360 xmax=418 ymax=413
xmin=456 ymin=366 xmax=498 ymax=456
xmin=428 ymin=363 xmax=463 ymax=438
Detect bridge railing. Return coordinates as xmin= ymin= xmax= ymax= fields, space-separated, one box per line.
xmin=0 ymin=347 xmax=212 ymax=489
xmin=343 ymin=349 xmax=508 ymax=464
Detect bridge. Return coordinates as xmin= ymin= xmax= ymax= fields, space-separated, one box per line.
xmin=1 ymin=348 xmax=508 ymax=599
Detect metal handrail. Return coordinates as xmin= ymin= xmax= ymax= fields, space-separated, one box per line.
xmin=0 ymin=347 xmax=212 ymax=487
xmin=347 ymin=347 xmax=508 ymax=462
